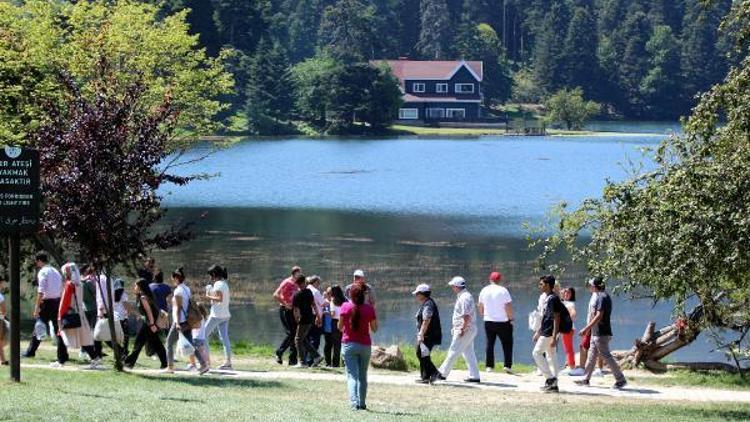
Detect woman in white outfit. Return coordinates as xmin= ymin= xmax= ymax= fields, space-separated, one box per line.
xmin=204 ymin=264 xmax=232 ymax=370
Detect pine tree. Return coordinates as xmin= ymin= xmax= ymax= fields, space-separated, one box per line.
xmin=615 ymin=8 xmax=652 ymax=116
xmin=245 ymin=38 xmax=293 ymax=134
xmin=640 ymin=25 xmax=682 ymax=118
xmin=318 ymin=0 xmax=380 ymax=61
xmin=288 ymin=0 xmax=323 ymax=62
xmin=212 ymin=0 xmax=266 ymax=53
xmin=533 ymin=0 xmax=570 ymax=93
xmin=416 ymin=0 xmax=452 ymax=59
xmin=561 ymin=6 xmax=600 ymax=98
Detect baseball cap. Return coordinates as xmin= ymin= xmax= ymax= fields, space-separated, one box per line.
xmin=588 ymin=276 xmax=605 ymax=288
xmin=448 ymin=276 xmax=466 ymax=288
xmin=291 ymin=266 xmax=301 ymax=274
xmin=353 ymin=269 xmax=365 ymax=278
xmin=412 ymin=283 xmax=431 ymax=295
xmin=489 ymin=272 xmax=502 ymax=282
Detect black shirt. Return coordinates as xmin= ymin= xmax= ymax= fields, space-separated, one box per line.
xmin=592 ymin=292 xmax=613 ymax=337
xmin=415 ymin=298 xmax=442 ymax=346
xmin=540 ymin=293 xmax=566 ymax=337
xmin=293 ymin=288 xmax=315 ymax=325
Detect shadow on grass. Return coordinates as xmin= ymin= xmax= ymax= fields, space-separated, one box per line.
xmin=365 ymin=408 xmax=418 ymax=417
xmin=135 ymin=373 xmax=284 ymax=389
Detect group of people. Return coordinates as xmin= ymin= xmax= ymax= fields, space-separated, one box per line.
xmin=20 ymin=252 xmax=234 ymax=374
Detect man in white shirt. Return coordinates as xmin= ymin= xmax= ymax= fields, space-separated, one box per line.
xmin=305 ymin=275 xmax=325 ymax=364
xmin=436 ymin=276 xmax=481 ymax=383
xmin=478 ymin=271 xmax=514 ymax=373
xmin=24 ymin=251 xmax=68 ymax=365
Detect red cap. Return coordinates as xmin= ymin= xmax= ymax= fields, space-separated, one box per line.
xmin=489 ymin=272 xmax=502 ymax=282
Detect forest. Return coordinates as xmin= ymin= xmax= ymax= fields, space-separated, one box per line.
xmin=158 ymin=0 xmax=733 ymax=124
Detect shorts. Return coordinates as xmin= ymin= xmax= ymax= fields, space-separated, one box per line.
xmin=581 ymin=332 xmax=591 ymax=350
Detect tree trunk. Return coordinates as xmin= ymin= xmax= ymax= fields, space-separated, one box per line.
xmin=612 ymin=304 xmax=704 ymax=372
xmin=102 ymin=266 xmax=123 ymax=371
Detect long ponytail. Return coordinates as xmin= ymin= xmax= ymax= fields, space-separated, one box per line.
xmin=350 ymin=285 xmax=365 ymax=331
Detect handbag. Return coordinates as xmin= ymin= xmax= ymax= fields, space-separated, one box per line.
xmin=93 ymin=318 xmax=125 ymax=345
xmin=61 ymin=286 xmax=82 ymax=329
xmin=156 ymin=309 xmax=170 ymax=330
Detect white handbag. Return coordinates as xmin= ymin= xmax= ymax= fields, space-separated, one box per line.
xmin=93 ymin=318 xmax=124 ymax=345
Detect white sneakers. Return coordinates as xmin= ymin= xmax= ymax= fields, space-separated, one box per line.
xmin=593 ymin=368 xmax=604 ymax=377
xmin=49 ymin=361 xmax=64 ymax=368
xmin=503 ymin=367 xmax=514 ymax=375
xmin=568 ymin=367 xmax=585 ymax=376
xmin=485 ymin=367 xmax=493 ymax=372
xmin=88 ymin=359 xmax=103 ymax=370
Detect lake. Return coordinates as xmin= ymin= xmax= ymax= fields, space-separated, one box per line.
xmin=152 ymin=131 xmax=721 ymax=364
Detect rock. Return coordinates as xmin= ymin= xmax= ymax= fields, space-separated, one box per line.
xmin=370 ymin=345 xmax=408 ymax=371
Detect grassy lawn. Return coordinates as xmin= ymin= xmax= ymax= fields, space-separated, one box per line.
xmin=630 ymin=369 xmax=750 ymax=391
xmin=2 ymin=368 xmax=749 ymax=421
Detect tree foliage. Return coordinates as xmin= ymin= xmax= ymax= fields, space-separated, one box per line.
xmin=544 ymin=88 xmax=600 ymax=130
xmin=0 ymin=0 xmax=233 ymax=144
xmin=532 ymin=0 xmax=750 ymax=363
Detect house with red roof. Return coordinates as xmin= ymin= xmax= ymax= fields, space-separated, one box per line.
xmin=371 ymin=59 xmax=483 ymax=122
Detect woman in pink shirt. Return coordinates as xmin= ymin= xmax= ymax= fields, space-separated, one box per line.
xmin=338 ymin=285 xmax=378 ymax=411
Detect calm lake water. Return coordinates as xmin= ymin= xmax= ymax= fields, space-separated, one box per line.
xmin=151 ymin=131 xmax=722 ymax=364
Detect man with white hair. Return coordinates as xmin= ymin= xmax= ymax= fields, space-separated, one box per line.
xmin=436 ymin=276 xmax=481 ymax=383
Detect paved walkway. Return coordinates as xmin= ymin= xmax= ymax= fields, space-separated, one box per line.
xmin=24 ymin=363 xmax=750 ymax=403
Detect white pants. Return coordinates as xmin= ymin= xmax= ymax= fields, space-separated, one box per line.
xmin=532 ymin=335 xmax=559 ymax=380
xmin=438 ymin=327 xmax=480 ymax=379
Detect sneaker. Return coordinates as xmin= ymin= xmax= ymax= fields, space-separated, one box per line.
xmin=88 ymin=359 xmax=103 ymax=370
xmin=568 ymin=367 xmax=585 ymax=376
xmin=199 ymin=366 xmax=210 ymax=375
xmin=275 ymin=351 xmax=283 ymax=365
xmin=218 ymin=363 xmax=233 ymax=370
xmin=534 ymin=368 xmax=543 ymax=376
xmin=436 ymin=373 xmax=447 ymax=381
xmin=503 ymin=367 xmax=514 ymax=375
xmin=542 ymin=383 xmax=559 ymax=393
xmin=593 ymin=368 xmax=604 ymax=377
xmin=159 ymin=367 xmax=174 ymax=374
xmin=559 ymin=368 xmax=571 ymax=376
xmin=186 ymin=364 xmax=197 ymax=371
xmin=293 ymin=363 xmax=307 ymax=368
xmin=574 ymin=379 xmax=590 ymax=386
xmin=463 ymin=378 xmax=481 ymax=383
xmin=49 ymin=361 xmax=64 ymax=368
xmin=21 ymin=352 xmax=34 ymax=358
xmin=312 ymin=356 xmax=324 ymax=368
xmin=1 ymin=361 xmax=9 ymax=366
xmin=415 ymin=378 xmax=429 ymax=384
xmin=613 ymin=380 xmax=627 ymax=390
xmin=485 ymin=367 xmax=494 ymax=372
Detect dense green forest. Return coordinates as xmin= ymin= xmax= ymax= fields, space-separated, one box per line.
xmin=158 ymin=0 xmax=733 ymax=125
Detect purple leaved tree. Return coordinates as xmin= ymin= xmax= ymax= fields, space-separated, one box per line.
xmin=34 ymin=64 xmax=196 ymax=371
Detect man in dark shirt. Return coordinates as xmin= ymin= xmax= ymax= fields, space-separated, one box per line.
xmin=532 ymin=275 xmax=563 ymax=392
xmin=292 ymin=274 xmax=322 ymax=367
xmin=575 ymin=277 xmax=627 ymax=389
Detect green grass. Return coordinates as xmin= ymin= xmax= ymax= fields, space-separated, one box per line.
xmin=389 ymin=124 xmax=508 ymax=136
xmin=2 ymin=368 xmax=750 ymax=421
xmin=631 ymin=369 xmax=750 ymax=391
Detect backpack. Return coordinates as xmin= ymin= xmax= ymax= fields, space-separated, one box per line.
xmin=185 ymin=298 xmax=203 ymax=329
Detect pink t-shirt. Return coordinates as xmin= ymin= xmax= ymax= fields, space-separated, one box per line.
xmin=340 ymin=302 xmax=376 ymax=346
xmin=278 ymin=277 xmax=299 ymax=307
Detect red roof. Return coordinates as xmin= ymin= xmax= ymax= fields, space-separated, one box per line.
xmin=372 ymin=60 xmax=483 ymax=83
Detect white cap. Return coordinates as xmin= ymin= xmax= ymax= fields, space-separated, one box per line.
xmin=353 ymin=269 xmax=365 ymax=278
xmin=448 ymin=276 xmax=466 ymax=288
xmin=412 ymin=283 xmax=431 ymax=295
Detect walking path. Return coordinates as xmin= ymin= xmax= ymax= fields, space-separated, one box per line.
xmin=24 ymin=363 xmax=750 ymax=404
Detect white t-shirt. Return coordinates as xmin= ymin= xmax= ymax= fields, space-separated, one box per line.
xmin=478 ymin=283 xmax=513 ymax=322
xmin=173 ymin=284 xmax=191 ymax=323
xmin=209 ymin=280 xmax=231 ymax=319
xmin=587 ymin=292 xmax=599 ymax=323
xmin=452 ymin=290 xmax=477 ymax=330
xmin=330 ymin=303 xmax=341 ymax=320
xmin=96 ymin=275 xmax=128 ymax=321
xmin=308 ymin=285 xmax=325 ymax=316
xmin=37 ymin=265 xmax=63 ymax=299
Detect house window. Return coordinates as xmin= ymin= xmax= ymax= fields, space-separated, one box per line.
xmin=399 ymin=108 xmax=419 ymax=120
xmin=436 ymin=83 xmax=448 ymax=93
xmin=412 ymin=83 xmax=425 ymax=93
xmin=455 ymin=83 xmax=475 ymax=94
xmin=446 ymin=108 xmax=466 ymax=119
xmin=426 ymin=108 xmax=445 ymax=119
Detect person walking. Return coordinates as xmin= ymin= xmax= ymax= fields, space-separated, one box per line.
xmin=532 ymin=275 xmax=565 ymax=392
xmin=273 ymin=266 xmax=301 ymax=365
xmin=570 ymin=284 xmax=605 ymax=377
xmin=24 ymin=252 xmax=68 ymax=365
xmin=345 ymin=269 xmax=376 ymax=306
xmin=305 ymin=275 xmax=325 ymax=364
xmin=204 ymin=264 xmax=233 ymax=370
xmin=413 ymin=283 xmax=442 ymax=383
xmin=324 ymin=285 xmax=346 ymax=367
xmin=437 ymin=277 xmax=481 ymax=383
xmin=478 ymin=271 xmax=514 ymax=373
xmin=149 ymin=269 xmax=172 ymax=314
xmin=80 ymin=264 xmax=103 ymax=360
xmin=57 ymin=263 xmax=102 ymax=369
xmin=123 ymin=278 xmax=167 ymax=369
xmin=574 ymin=277 xmax=628 ymax=389
xmin=561 ymin=287 xmax=577 ymax=372
xmin=340 ymin=284 xmax=378 ymax=410
xmin=293 ymin=274 xmax=323 ymax=367
xmin=96 ymin=274 xmax=131 ymax=355
xmin=164 ymin=268 xmax=208 ymax=374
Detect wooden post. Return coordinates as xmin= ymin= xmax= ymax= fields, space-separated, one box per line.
xmin=9 ymin=233 xmax=21 ymax=382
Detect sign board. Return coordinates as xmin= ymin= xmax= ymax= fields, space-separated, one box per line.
xmin=0 ymin=146 xmax=40 ymax=233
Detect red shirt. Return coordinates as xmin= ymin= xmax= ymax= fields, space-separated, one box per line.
xmin=278 ymin=277 xmax=299 ymax=307
xmin=58 ymin=281 xmax=76 ymax=319
xmin=340 ymin=302 xmax=376 ymax=346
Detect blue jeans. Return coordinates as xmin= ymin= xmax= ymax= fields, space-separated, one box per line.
xmin=204 ymin=316 xmax=232 ymax=360
xmin=342 ymin=342 xmax=371 ymax=409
